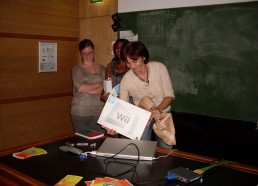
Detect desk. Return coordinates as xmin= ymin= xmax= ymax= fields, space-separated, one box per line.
xmin=0 ymin=134 xmax=257 ymax=186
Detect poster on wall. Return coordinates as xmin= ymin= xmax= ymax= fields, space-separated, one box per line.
xmin=38 ymin=42 xmax=57 ymax=72
xmin=119 ymin=30 xmax=138 ymax=41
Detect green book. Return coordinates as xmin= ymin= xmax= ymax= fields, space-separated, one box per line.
xmin=75 ymin=129 xmax=104 ymax=140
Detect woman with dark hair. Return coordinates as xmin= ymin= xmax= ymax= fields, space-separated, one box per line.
xmin=100 ymin=38 xmax=129 ymax=102
xmin=119 ymin=41 xmax=175 ymax=148
xmin=70 ymin=39 xmax=106 ymax=133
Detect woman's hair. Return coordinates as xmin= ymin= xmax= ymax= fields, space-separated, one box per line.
xmin=113 ymin=39 xmax=129 ymax=58
xmin=79 ymin=39 xmax=94 ymax=52
xmin=121 ymin=41 xmax=150 ymax=64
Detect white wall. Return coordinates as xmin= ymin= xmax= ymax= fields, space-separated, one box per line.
xmin=118 ymin=0 xmax=256 ymax=13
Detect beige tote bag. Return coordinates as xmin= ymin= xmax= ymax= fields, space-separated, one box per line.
xmin=139 ymin=96 xmax=176 ymax=145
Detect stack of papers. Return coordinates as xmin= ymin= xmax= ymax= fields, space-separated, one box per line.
xmin=85 ymin=177 xmax=133 ymax=186
xmin=13 ymin=147 xmax=47 ymax=160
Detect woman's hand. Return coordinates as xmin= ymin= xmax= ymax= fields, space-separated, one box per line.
xmin=150 ymin=106 xmax=162 ymax=120
xmin=101 ymin=125 xmax=118 ymax=135
xmin=100 ymin=90 xmax=110 ymax=102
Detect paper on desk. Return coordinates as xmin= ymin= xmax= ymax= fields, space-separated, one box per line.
xmin=13 ymin=147 xmax=47 ymax=160
xmin=54 ymin=175 xmax=83 ymax=186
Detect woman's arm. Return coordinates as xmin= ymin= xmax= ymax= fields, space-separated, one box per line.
xmin=78 ymin=82 xmax=103 ymax=94
xmin=150 ymin=96 xmax=173 ymax=120
xmin=105 ymin=63 xmax=111 ymax=79
xmin=119 ymin=77 xmax=130 ymax=102
xmin=72 ymin=65 xmax=103 ymax=95
xmin=151 ymin=64 xmax=175 ymax=119
xmin=156 ymin=96 xmax=173 ymax=112
xmin=100 ymin=63 xmax=111 ymax=101
xmin=88 ymin=85 xmax=103 ymax=94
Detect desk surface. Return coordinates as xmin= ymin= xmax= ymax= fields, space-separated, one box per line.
xmin=0 ymin=134 xmax=257 ymax=186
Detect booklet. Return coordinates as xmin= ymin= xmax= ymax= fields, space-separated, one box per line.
xmin=13 ymin=147 xmax=47 ymax=160
xmin=54 ymin=175 xmax=83 ymax=186
xmin=75 ymin=129 xmax=104 ymax=140
xmin=97 ymin=95 xmax=151 ymax=140
xmin=85 ymin=177 xmax=133 ymax=186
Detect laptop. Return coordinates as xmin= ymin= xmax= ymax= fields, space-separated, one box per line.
xmin=96 ymin=138 xmax=157 ymax=161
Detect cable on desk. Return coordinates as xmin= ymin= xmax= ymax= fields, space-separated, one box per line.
xmin=80 ymin=146 xmax=178 ymax=184
xmin=103 ymin=143 xmax=140 ymax=177
xmin=194 ymin=159 xmax=238 ymax=175
xmin=153 ymin=149 xmax=178 ymax=160
xmin=124 ymin=167 xmax=169 ymax=186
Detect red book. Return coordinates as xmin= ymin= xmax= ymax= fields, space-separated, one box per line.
xmin=75 ymin=129 xmax=104 ymax=140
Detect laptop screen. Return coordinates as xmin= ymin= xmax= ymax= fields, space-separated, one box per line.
xmin=96 ymin=138 xmax=157 ymax=161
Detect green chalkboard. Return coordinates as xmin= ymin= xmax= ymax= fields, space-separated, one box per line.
xmin=120 ymin=2 xmax=258 ymax=122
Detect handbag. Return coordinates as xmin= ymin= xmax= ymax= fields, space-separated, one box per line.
xmin=139 ymin=96 xmax=176 ymax=145
xmin=153 ymin=112 xmax=176 ymax=145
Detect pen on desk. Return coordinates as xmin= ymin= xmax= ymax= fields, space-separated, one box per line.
xmin=76 ymin=143 xmax=88 ymax=146
xmin=65 ymin=142 xmax=88 ymax=146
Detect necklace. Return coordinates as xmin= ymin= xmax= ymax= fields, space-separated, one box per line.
xmin=133 ymin=65 xmax=149 ymax=84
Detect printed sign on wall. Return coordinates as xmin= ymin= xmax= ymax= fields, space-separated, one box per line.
xmin=39 ymin=42 xmax=57 ymax=72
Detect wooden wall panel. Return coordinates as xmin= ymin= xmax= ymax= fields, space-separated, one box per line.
xmin=0 ymin=0 xmax=79 ymax=37
xmin=0 ymin=0 xmax=80 ymax=99
xmin=79 ymin=0 xmax=118 ymax=18
xmin=0 ymin=97 xmax=74 ymax=150
xmin=79 ymin=0 xmax=118 ymax=66
xmin=80 ymin=17 xmax=118 ymax=66
xmin=0 ymin=38 xmax=77 ymax=100
xmin=0 ymin=0 xmax=79 ymax=150
xmin=0 ymin=0 xmax=118 ymax=150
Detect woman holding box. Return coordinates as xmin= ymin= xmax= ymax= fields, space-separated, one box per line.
xmin=107 ymin=41 xmax=175 ymax=148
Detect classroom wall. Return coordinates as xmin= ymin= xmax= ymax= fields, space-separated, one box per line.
xmin=0 ymin=0 xmax=79 ymax=150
